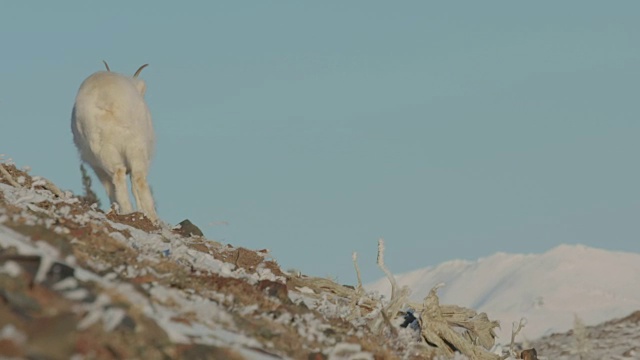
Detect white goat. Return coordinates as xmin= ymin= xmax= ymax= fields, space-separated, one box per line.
xmin=71 ymin=61 xmax=158 ymax=221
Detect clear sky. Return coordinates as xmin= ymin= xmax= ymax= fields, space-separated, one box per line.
xmin=2 ymin=2 xmax=640 ymax=284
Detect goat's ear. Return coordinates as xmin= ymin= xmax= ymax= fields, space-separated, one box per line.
xmin=135 ymin=79 xmax=147 ymax=96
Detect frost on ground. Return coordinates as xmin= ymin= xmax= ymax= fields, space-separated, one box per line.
xmin=1 ymin=158 xmax=530 ymax=359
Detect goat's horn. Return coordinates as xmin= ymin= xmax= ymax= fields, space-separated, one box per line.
xmin=102 ymin=60 xmax=111 ymax=72
xmin=133 ymin=64 xmax=149 ymax=78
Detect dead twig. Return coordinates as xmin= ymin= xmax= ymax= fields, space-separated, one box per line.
xmin=502 ymin=318 xmax=527 ymax=359
xmin=42 ymin=178 xmax=64 ymax=198
xmin=0 ymin=163 xmax=20 ymax=187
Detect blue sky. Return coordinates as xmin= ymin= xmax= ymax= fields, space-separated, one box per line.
xmin=2 ymin=2 xmax=640 ymax=283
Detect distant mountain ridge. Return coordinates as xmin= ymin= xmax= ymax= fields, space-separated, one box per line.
xmin=366 ymin=244 xmax=640 ymax=342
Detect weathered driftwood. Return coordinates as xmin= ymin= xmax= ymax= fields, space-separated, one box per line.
xmin=416 ymin=284 xmax=501 ymax=359
xmin=375 ymin=239 xmax=502 ymax=358
xmin=288 ymin=239 xmax=510 ymax=359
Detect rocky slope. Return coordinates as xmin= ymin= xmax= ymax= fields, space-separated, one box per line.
xmin=530 ymin=311 xmax=640 ymax=359
xmin=0 ymin=161 xmax=390 ymax=359
xmin=0 ymin=159 xmax=516 ymax=360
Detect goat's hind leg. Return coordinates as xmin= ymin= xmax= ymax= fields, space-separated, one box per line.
xmin=109 ymin=166 xmax=134 ymax=214
xmin=93 ymin=167 xmax=115 ymax=204
xmin=130 ymin=168 xmax=158 ymax=221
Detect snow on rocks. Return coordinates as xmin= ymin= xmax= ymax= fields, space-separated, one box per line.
xmin=4 ymin=158 xmax=557 ymax=359
xmin=0 ymin=161 xmax=387 ymax=359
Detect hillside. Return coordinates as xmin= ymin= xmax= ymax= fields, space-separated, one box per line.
xmin=0 ymin=158 xmax=524 ymax=360
xmin=530 ymin=310 xmax=640 ymax=359
xmin=366 ymin=244 xmax=640 ymax=342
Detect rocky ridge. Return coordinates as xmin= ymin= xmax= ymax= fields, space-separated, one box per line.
xmin=0 ymin=159 xmax=518 ymax=360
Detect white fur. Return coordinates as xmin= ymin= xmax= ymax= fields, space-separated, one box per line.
xmin=71 ymin=64 xmax=158 ymax=221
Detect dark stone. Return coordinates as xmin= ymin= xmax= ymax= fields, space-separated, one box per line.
xmin=173 ymin=219 xmax=204 ymax=237
xmin=44 ymin=262 xmax=75 ymax=286
xmin=520 ymin=348 xmax=538 ymax=360
xmin=116 ymin=315 xmax=137 ymax=332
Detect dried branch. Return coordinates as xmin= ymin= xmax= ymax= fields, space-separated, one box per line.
xmin=346 ymin=252 xmax=365 ymax=321
xmin=372 ymin=238 xmax=412 ymax=335
xmin=0 ymin=163 xmax=20 ymax=187
xmin=502 ymin=318 xmax=527 ymax=359
xmin=352 ymin=252 xmax=363 ymax=292
xmin=42 ymin=178 xmax=64 ymax=198
xmin=377 ymin=238 xmax=397 ymax=300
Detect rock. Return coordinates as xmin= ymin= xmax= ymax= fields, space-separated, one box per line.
xmin=519 ymin=348 xmax=538 ymax=360
xmin=173 ymin=219 xmax=204 ymax=237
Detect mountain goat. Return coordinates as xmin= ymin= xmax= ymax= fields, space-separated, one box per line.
xmin=71 ymin=61 xmax=158 ymax=221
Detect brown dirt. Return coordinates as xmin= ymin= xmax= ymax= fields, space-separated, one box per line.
xmin=106 ymin=211 xmax=160 ymax=232
xmin=214 ymin=246 xmax=285 ymax=277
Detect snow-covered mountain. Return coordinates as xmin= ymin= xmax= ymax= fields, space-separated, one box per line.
xmin=366 ymin=244 xmax=640 ymax=343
